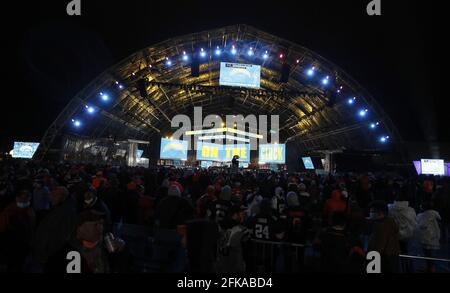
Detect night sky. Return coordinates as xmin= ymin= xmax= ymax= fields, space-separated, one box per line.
xmin=0 ymin=0 xmax=440 ymax=153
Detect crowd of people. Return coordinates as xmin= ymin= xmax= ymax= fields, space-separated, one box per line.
xmin=0 ymin=158 xmax=449 ymax=273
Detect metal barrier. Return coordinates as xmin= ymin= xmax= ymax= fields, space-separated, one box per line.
xmin=110 ymin=223 xmax=450 ymax=273
xmin=249 ymin=238 xmax=450 ymax=273
xmin=399 ymin=254 xmax=450 ymax=273
xmin=247 ymin=239 xmax=310 ymax=273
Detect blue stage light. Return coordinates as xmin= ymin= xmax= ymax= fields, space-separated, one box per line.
xmin=182 ymin=51 xmax=188 ymax=61
xmin=72 ymin=119 xmax=81 ymax=128
xmin=306 ymin=67 xmax=315 ymax=77
xmin=231 ymin=45 xmax=237 ymax=55
xmin=215 ymin=46 xmax=221 ymax=56
xmin=200 ymin=48 xmax=206 ymax=58
xmin=85 ymin=105 xmax=95 ymax=114
xmin=359 ymin=109 xmax=368 ymax=117
xmin=247 ymin=47 xmax=254 ymax=56
xmin=100 ymin=92 xmax=109 ymax=101
xmin=380 ymin=135 xmax=389 ymax=143
xmin=263 ymin=51 xmax=269 ymax=59
xmin=322 ymin=76 xmax=330 ymax=85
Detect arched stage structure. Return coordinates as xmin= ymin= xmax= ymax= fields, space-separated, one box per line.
xmin=33 ymin=24 xmax=405 ymax=170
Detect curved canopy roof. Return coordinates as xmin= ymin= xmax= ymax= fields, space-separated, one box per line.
xmin=35 ymin=24 xmax=401 ymax=159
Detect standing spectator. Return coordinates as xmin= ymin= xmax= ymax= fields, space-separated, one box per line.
xmin=416 ymin=201 xmax=441 ymax=272
xmin=155 ymin=185 xmax=194 ymax=230
xmin=45 ymin=210 xmax=131 ymax=273
xmin=79 ymin=184 xmax=111 ymax=230
xmin=314 ymin=212 xmax=365 ymax=273
xmin=388 ymin=192 xmax=416 ymax=272
xmin=196 ymin=185 xmax=217 ymax=219
xmin=324 ymin=190 xmax=348 ymax=224
xmin=185 ymin=218 xmax=220 ymax=273
xmin=298 ymin=183 xmax=310 ymax=208
xmin=32 ymin=178 xmax=50 ymax=225
xmin=0 ymin=190 xmax=35 ymax=272
xmin=137 ymin=185 xmax=154 ymax=226
xmin=368 ymin=200 xmax=400 ymax=273
xmin=216 ymin=205 xmax=249 ymax=273
xmin=33 ymin=186 xmax=77 ymax=268
xmin=92 ymin=171 xmax=107 ymax=190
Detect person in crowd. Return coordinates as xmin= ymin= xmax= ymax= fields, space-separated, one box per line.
xmin=92 ymin=171 xmax=107 ymax=190
xmin=388 ymin=191 xmax=416 ymax=272
xmin=314 ymin=211 xmax=365 ymax=273
xmin=185 ymin=218 xmax=220 ymax=273
xmin=0 ymin=190 xmax=35 ymax=272
xmin=367 ymin=200 xmax=400 ymax=273
xmin=155 ymin=185 xmax=194 ymax=230
xmin=79 ymin=183 xmax=111 ymax=229
xmin=137 ymin=184 xmax=155 ymax=226
xmin=416 ymin=200 xmax=441 ymax=272
xmin=101 ymin=175 xmax=122 ymax=223
xmin=231 ymin=155 xmax=240 ymax=175
xmin=271 ymin=186 xmax=286 ymax=218
xmin=324 ymin=189 xmax=348 ymax=224
xmin=213 ymin=185 xmax=233 ymax=225
xmin=216 ymin=205 xmax=250 ymax=273
xmin=33 ymin=186 xmax=78 ymax=269
xmin=247 ymin=199 xmax=278 ymax=241
xmin=196 ymin=185 xmax=217 ymax=219
xmin=45 ymin=210 xmax=132 ymax=273
xmin=297 ymin=183 xmax=310 ymax=207
xmin=246 ymin=187 xmax=263 ymax=218
xmin=152 ymin=185 xmax=194 ymax=272
xmin=32 ymin=178 xmax=50 ymax=225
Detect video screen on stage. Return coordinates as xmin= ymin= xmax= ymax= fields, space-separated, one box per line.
xmin=12 ymin=142 xmax=40 ymax=159
xmin=421 ymin=159 xmax=445 ymax=175
xmin=160 ymin=138 xmax=188 ymax=160
xmin=196 ymin=142 xmax=250 ymax=162
xmin=302 ymin=157 xmax=315 ymax=170
xmin=219 ymin=62 xmax=261 ymax=89
xmin=200 ymin=161 xmax=213 ymax=168
xmin=258 ymin=144 xmax=286 ymax=164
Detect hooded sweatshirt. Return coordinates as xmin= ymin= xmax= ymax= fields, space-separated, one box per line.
xmin=388 ymin=201 xmax=416 ymax=240
xmin=416 ymin=210 xmax=441 ymax=250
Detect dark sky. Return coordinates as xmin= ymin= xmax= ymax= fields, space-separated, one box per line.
xmin=0 ymin=0 xmax=440 ymax=153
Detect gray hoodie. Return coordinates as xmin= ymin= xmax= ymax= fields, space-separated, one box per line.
xmin=416 ymin=210 xmax=441 ymax=250
xmin=388 ymin=201 xmax=416 ymax=240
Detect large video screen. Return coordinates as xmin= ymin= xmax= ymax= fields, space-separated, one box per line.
xmin=219 ymin=62 xmax=261 ymax=89
xmin=160 ymin=138 xmax=188 ymax=160
xmin=258 ymin=144 xmax=286 ymax=164
xmin=302 ymin=157 xmax=315 ymax=170
xmin=196 ymin=142 xmax=250 ymax=162
xmin=12 ymin=142 xmax=40 ymax=159
xmin=196 ymin=142 xmax=221 ymax=161
xmin=421 ymin=159 xmax=445 ymax=175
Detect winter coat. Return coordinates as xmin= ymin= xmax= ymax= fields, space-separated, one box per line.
xmin=416 ymin=210 xmax=441 ymax=250
xmin=388 ymin=201 xmax=416 ymax=240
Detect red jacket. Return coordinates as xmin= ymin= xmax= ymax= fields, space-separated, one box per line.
xmin=324 ymin=190 xmax=348 ymax=218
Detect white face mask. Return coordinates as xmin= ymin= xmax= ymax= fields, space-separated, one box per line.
xmin=84 ymin=198 xmax=95 ymax=206
xmin=17 ymin=201 xmax=31 ymax=209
